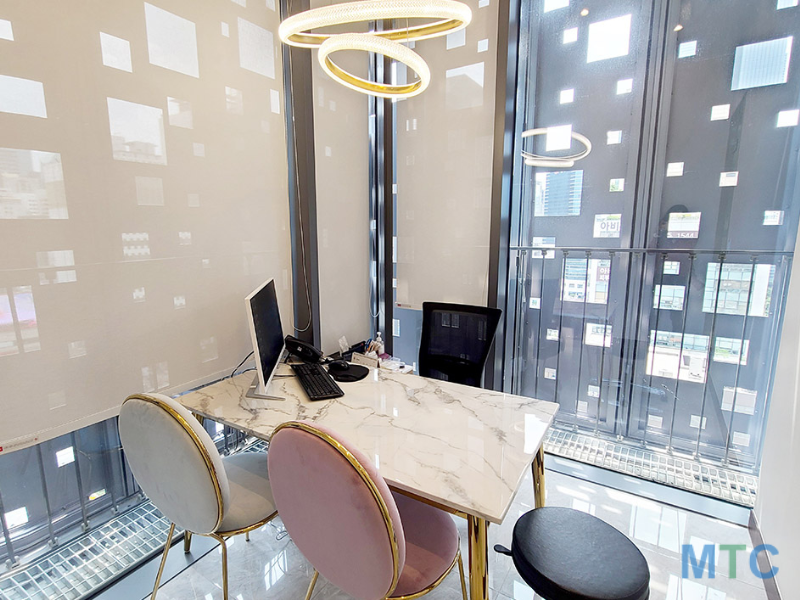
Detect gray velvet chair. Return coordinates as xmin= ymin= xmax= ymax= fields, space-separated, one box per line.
xmin=119 ymin=393 xmax=277 ymax=600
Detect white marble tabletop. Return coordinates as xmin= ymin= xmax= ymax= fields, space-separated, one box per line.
xmin=177 ymin=365 xmax=558 ymax=524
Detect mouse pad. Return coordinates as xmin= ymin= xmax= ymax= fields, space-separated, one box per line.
xmin=329 ymin=363 xmax=369 ymax=383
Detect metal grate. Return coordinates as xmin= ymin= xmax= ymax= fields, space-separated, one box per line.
xmin=545 ymin=428 xmax=758 ymax=507
xmin=0 ymin=438 xmax=272 ymax=600
xmin=241 ymin=439 xmax=269 ymax=453
xmin=0 ymin=502 xmax=180 ymax=600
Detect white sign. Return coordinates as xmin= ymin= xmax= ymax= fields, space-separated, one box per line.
xmin=594 ymin=214 xmax=622 ymax=238
xmin=713 ymin=338 xmax=749 ymax=365
xmin=667 ymin=212 xmax=701 ymax=239
xmin=690 ymin=415 xmax=707 ymax=429
xmin=543 ymin=0 xmax=569 ymax=14
xmin=666 ymin=162 xmax=685 ymax=177
xmin=763 ymin=210 xmax=784 ymax=226
xmin=532 ymin=236 xmax=556 ymax=259
xmin=777 ymin=109 xmax=799 ymax=127
xmin=654 ymin=285 xmax=686 ymax=311
xmin=678 ymin=40 xmax=697 ymax=58
xmin=616 ymin=78 xmax=633 ymax=94
xmin=547 ymin=124 xmax=573 ymax=150
xmin=647 ymin=415 xmax=663 ymax=429
xmin=732 ymin=432 xmax=751 ymax=447
xmin=722 ymin=387 xmax=757 ymax=415
xmin=710 ymin=104 xmax=730 ymax=121
xmin=585 ymin=323 xmax=612 ymax=347
xmin=719 ymin=171 xmax=739 ymax=187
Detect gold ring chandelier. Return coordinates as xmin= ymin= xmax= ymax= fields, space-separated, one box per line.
xmin=319 ymin=34 xmax=432 ymax=99
xmin=279 ymin=0 xmax=472 ymax=99
xmin=521 ymin=128 xmax=593 ymax=168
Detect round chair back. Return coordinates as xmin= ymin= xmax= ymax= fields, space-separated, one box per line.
xmin=268 ymin=421 xmax=406 ymax=600
xmin=119 ymin=394 xmax=230 ymax=534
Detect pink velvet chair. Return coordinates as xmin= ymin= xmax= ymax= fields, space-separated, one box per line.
xmin=268 ymin=421 xmax=468 ymax=600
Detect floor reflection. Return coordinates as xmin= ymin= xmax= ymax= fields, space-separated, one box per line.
xmin=157 ymin=469 xmax=768 ymax=600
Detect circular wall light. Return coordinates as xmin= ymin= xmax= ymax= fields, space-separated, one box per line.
xmin=279 ymin=0 xmax=472 ymax=48
xmin=318 ymin=33 xmax=431 ymax=99
xmin=521 ymin=128 xmax=592 ymax=168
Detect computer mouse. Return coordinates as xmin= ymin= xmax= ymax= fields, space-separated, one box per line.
xmin=328 ymin=359 xmax=349 ymax=372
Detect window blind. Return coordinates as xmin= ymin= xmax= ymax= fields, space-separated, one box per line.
xmin=0 ymin=0 xmax=293 ymax=451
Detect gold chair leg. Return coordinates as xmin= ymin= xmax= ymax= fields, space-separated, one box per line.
xmin=218 ymin=536 xmax=229 ymax=600
xmin=245 ymin=531 xmax=250 ymax=542
xmin=532 ymin=446 xmax=546 ymax=508
xmin=305 ymin=569 xmax=319 ymax=600
xmin=184 ymin=531 xmax=193 ymax=553
xmin=209 ymin=534 xmax=230 ymax=599
xmin=457 ymin=550 xmax=468 ymax=600
xmin=151 ymin=522 xmax=175 ymax=600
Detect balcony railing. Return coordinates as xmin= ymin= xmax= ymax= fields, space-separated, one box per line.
xmin=508 ymin=246 xmax=792 ymax=482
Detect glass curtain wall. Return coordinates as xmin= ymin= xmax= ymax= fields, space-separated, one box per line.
xmin=506 ymin=0 xmax=800 ymax=498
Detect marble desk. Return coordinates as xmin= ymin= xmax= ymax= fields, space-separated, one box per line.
xmin=177 ymin=365 xmax=558 ymax=600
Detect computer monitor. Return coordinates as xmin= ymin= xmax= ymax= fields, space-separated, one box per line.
xmin=245 ymin=278 xmax=285 ymax=397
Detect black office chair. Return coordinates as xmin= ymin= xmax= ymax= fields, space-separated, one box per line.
xmin=418 ymin=302 xmax=502 ymax=388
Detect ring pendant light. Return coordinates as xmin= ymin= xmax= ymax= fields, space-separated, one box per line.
xmin=279 ymin=0 xmax=472 ymax=99
xmin=279 ymin=0 xmax=473 ymax=49
xmin=520 ymin=128 xmax=593 ymax=168
xmin=319 ymin=34 xmax=431 ymax=99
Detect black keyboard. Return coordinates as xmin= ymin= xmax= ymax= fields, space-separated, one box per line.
xmin=291 ymin=363 xmax=345 ymax=401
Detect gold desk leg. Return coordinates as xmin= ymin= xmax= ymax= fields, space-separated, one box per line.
xmin=468 ymin=516 xmax=489 ymax=600
xmin=532 ymin=446 xmax=546 ymax=508
xmin=151 ymin=522 xmax=175 ymax=600
xmin=183 ymin=531 xmax=192 ymax=553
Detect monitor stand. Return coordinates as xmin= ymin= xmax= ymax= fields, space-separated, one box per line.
xmin=245 ymin=375 xmax=285 ymax=401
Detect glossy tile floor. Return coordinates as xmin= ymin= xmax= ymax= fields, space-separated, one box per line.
xmin=155 ymin=469 xmax=768 ymax=600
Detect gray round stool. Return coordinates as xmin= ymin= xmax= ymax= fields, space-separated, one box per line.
xmin=496 ymin=507 xmax=650 ymax=600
